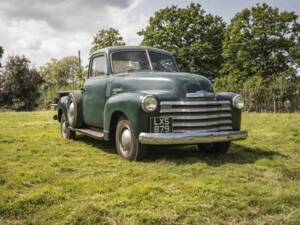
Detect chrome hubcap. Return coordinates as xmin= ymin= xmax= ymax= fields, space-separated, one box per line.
xmin=68 ymin=102 xmax=75 ymax=124
xmin=120 ymin=128 xmax=132 ymax=155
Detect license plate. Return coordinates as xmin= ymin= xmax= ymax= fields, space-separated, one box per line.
xmin=150 ymin=117 xmax=173 ymax=133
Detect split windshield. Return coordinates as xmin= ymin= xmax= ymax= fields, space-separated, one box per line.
xmin=111 ymin=50 xmax=178 ymax=74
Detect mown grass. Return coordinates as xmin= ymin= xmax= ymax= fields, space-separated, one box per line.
xmin=0 ymin=111 xmax=299 ymax=225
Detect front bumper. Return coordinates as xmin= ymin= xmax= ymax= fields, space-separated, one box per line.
xmin=139 ymin=130 xmax=248 ymax=145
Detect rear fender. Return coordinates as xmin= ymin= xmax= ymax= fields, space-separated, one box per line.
xmin=57 ymin=96 xmax=68 ymax=122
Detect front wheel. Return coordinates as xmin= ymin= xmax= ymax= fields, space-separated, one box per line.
xmin=115 ymin=116 xmax=147 ymax=161
xmin=198 ymin=142 xmax=231 ymax=154
xmin=61 ymin=114 xmax=76 ymax=139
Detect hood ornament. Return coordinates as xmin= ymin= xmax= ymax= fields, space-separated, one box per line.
xmin=186 ymin=91 xmax=216 ymax=98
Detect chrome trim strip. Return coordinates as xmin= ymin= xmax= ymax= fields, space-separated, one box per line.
xmin=186 ymin=92 xmax=216 ymax=98
xmin=173 ymin=120 xmax=232 ymax=127
xmin=139 ymin=130 xmax=248 ymax=145
xmin=160 ymin=107 xmax=231 ymax=113
xmin=168 ymin=113 xmax=232 ymax=120
xmin=173 ymin=126 xmax=232 ymax=133
xmin=160 ymin=101 xmax=230 ymax=106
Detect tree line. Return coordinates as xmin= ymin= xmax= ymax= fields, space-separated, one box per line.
xmin=0 ymin=3 xmax=299 ymax=111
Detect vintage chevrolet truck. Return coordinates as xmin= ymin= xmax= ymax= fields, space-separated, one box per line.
xmin=56 ymin=46 xmax=248 ymax=161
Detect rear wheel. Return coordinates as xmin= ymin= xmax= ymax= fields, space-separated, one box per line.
xmin=67 ymin=91 xmax=83 ymax=128
xmin=198 ymin=142 xmax=231 ymax=154
xmin=61 ymin=114 xmax=76 ymax=139
xmin=115 ymin=116 xmax=147 ymax=161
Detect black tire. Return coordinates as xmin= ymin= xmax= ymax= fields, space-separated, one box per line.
xmin=115 ymin=116 xmax=147 ymax=161
xmin=198 ymin=142 xmax=231 ymax=154
xmin=60 ymin=114 xmax=76 ymax=139
xmin=67 ymin=91 xmax=83 ymax=128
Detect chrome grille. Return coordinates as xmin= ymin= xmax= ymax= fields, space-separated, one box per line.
xmin=160 ymin=100 xmax=232 ymax=133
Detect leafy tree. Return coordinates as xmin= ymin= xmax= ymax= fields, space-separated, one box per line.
xmin=291 ymin=42 xmax=300 ymax=66
xmin=40 ymin=56 xmax=79 ymax=88
xmin=0 ymin=55 xmax=43 ymax=111
xmin=138 ymin=3 xmax=226 ymax=77
xmin=0 ymin=46 xmax=3 ymax=67
xmin=214 ymin=3 xmax=300 ymax=112
xmin=220 ymin=3 xmax=300 ymax=82
xmin=90 ymin=28 xmax=125 ymax=53
xmin=39 ymin=56 xmax=81 ymax=108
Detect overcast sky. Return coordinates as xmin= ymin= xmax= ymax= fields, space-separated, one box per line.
xmin=0 ymin=0 xmax=300 ymax=68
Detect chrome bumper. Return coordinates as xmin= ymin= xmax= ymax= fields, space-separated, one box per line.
xmin=139 ymin=130 xmax=248 ymax=145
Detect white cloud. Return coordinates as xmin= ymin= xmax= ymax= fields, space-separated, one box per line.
xmin=105 ymin=0 xmax=147 ymax=45
xmin=0 ymin=0 xmax=147 ymax=67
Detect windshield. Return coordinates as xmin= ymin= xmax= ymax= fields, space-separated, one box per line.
xmin=111 ymin=51 xmax=150 ymax=74
xmin=111 ymin=50 xmax=178 ymax=74
xmin=148 ymin=51 xmax=178 ymax=72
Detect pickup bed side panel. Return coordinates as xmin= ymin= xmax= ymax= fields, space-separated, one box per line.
xmin=103 ymin=92 xmax=148 ymax=141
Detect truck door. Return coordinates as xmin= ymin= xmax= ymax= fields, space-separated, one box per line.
xmin=82 ymin=53 xmax=108 ymax=128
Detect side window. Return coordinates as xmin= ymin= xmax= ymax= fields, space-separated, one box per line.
xmin=91 ymin=55 xmax=106 ymax=77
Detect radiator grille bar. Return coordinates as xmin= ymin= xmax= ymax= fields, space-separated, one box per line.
xmin=159 ymin=99 xmax=233 ymax=133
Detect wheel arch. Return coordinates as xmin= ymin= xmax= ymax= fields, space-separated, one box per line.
xmin=103 ymin=92 xmax=148 ymax=141
xmin=109 ymin=111 xmax=126 ymax=142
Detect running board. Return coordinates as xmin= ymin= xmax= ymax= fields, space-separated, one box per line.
xmin=70 ymin=127 xmax=104 ymax=140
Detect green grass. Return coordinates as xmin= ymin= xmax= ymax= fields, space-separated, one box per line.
xmin=0 ymin=111 xmax=299 ymax=225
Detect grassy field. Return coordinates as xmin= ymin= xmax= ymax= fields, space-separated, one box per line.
xmin=0 ymin=111 xmax=299 ymax=225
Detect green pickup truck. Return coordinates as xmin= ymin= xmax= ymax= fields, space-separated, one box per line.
xmin=56 ymin=46 xmax=248 ymax=161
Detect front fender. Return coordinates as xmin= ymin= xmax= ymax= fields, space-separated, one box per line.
xmin=57 ymin=96 xmax=68 ymax=122
xmin=103 ymin=92 xmax=149 ymax=140
xmin=216 ymin=92 xmax=242 ymax=130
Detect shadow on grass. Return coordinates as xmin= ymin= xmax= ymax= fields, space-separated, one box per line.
xmin=145 ymin=144 xmax=287 ymax=166
xmin=76 ymin=135 xmax=116 ymax=155
xmin=76 ymin=134 xmax=286 ymax=166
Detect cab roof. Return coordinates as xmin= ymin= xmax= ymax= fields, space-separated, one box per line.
xmin=91 ymin=46 xmax=172 ymax=57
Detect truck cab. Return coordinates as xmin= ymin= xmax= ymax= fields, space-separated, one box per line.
xmin=57 ymin=46 xmax=248 ymax=161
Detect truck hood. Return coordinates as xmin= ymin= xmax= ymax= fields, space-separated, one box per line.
xmin=109 ymin=72 xmax=214 ymax=100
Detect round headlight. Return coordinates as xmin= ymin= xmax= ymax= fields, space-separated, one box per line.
xmin=233 ymin=95 xmax=245 ymax=109
xmin=141 ymin=95 xmax=157 ymax=112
